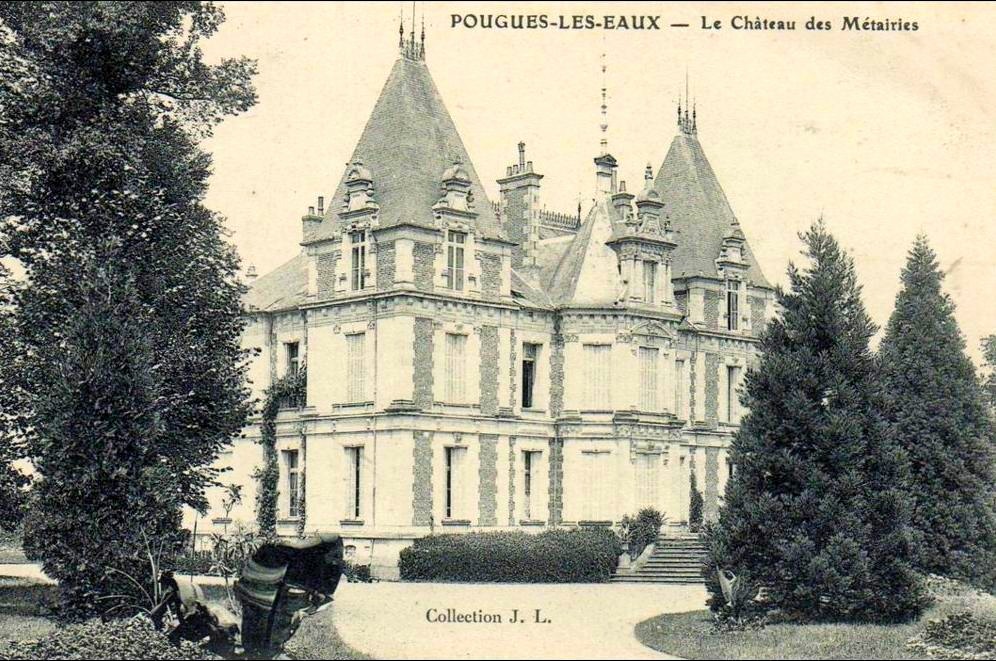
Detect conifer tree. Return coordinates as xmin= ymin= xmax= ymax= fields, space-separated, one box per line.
xmin=705 ymin=220 xmax=926 ymax=622
xmin=879 ymin=236 xmax=996 ymax=590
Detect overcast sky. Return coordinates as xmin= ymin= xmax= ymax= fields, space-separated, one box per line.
xmin=201 ymin=2 xmax=996 ymax=362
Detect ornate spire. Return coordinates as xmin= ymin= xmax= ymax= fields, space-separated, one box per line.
xmin=677 ymin=73 xmax=698 ymax=135
xmin=399 ymin=2 xmax=424 ymax=60
xmin=599 ymin=50 xmax=609 ymax=155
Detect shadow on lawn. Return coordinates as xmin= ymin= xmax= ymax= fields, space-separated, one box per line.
xmin=634 ymin=589 xmax=996 ymax=660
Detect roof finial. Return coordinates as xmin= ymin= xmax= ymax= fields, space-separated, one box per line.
xmin=399 ymin=6 xmax=404 ymax=49
xmin=420 ymin=3 xmax=425 ymax=56
xmin=599 ymin=50 xmax=609 ymax=155
xmin=692 ymin=101 xmax=697 ymax=133
xmin=645 ymin=163 xmax=653 ymax=182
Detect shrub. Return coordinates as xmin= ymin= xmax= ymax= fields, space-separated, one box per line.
xmin=0 ymin=616 xmax=220 ymax=660
xmin=689 ymin=472 xmax=704 ymax=533
xmin=344 ymin=562 xmax=374 ymax=583
xmin=619 ymin=508 xmax=664 ymax=559
xmin=906 ymin=611 xmax=996 ymax=660
xmin=174 ymin=551 xmax=215 ymax=576
xmin=399 ymin=528 xmax=622 ymax=583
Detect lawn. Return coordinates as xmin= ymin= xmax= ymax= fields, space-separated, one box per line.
xmin=0 ymin=576 xmax=369 ymax=659
xmin=635 ymin=589 xmax=996 ymax=660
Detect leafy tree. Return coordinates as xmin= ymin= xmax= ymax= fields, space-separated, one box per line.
xmin=0 ymin=2 xmax=255 ymax=616
xmin=879 ymin=236 xmax=996 ymax=590
xmin=705 ymin=220 xmax=926 ymax=623
xmin=0 ymin=267 xmax=29 ymax=533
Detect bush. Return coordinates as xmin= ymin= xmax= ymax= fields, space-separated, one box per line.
xmin=689 ymin=472 xmax=704 ymax=533
xmin=619 ymin=508 xmax=664 ymax=559
xmin=344 ymin=562 xmax=374 ymax=583
xmin=174 ymin=551 xmax=215 ymax=576
xmin=906 ymin=611 xmax=996 ymax=660
xmin=0 ymin=616 xmax=220 ymax=660
xmin=399 ymin=528 xmax=622 ymax=583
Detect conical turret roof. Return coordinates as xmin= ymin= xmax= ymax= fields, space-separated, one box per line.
xmin=653 ymin=132 xmax=769 ymax=286
xmin=307 ymin=54 xmax=503 ymax=243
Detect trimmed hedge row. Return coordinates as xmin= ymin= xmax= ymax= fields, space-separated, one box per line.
xmin=399 ymin=528 xmax=622 ymax=583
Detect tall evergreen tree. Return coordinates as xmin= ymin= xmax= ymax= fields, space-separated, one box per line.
xmin=878 ymin=236 xmax=996 ymax=590
xmin=0 ymin=2 xmax=256 ymax=615
xmin=982 ymin=335 xmax=996 ymax=408
xmin=705 ymin=220 xmax=926 ymax=622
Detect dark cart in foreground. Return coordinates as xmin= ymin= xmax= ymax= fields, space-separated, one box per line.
xmin=157 ymin=533 xmax=344 ymax=658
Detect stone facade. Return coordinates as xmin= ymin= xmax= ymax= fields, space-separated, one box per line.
xmin=200 ymin=38 xmax=779 ymax=579
xmin=412 ymin=431 xmax=433 ymax=526
xmin=376 ymin=240 xmax=396 ymax=290
xmin=413 ymin=318 xmax=434 ymax=410
xmin=413 ymin=242 xmax=435 ymax=292
xmin=478 ymin=325 xmax=499 ymax=416
xmin=478 ymin=435 xmax=498 ymax=526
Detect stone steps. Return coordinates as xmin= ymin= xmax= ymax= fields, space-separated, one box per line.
xmin=612 ymin=535 xmax=709 ymax=584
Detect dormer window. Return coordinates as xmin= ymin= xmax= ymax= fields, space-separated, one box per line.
xmin=350 ymin=230 xmax=367 ymax=290
xmin=726 ymin=279 xmax=740 ymax=331
xmin=445 ymin=230 xmax=466 ymax=291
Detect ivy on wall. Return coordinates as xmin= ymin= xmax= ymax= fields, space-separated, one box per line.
xmin=254 ymin=367 xmax=307 ymax=537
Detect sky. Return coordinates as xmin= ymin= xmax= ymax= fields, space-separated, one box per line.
xmin=200 ymin=2 xmax=996 ymax=362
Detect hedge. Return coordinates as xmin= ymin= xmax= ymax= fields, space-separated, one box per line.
xmin=399 ymin=528 xmax=622 ymax=583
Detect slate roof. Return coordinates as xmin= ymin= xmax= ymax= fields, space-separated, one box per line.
xmin=542 ymin=195 xmax=624 ymax=306
xmin=307 ymin=54 xmax=503 ymax=243
xmin=653 ymin=132 xmax=770 ymax=287
xmin=243 ymin=252 xmax=308 ymax=313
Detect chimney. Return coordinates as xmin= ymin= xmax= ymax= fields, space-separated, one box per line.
xmin=245 ymin=264 xmax=258 ymax=286
xmin=317 ymin=195 xmax=325 ymax=216
xmin=497 ymin=141 xmax=544 ymax=269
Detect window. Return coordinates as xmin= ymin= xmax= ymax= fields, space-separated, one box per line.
xmin=444 ymin=446 xmax=466 ymax=519
xmin=445 ymin=333 xmax=467 ymax=402
xmin=639 ymin=347 xmax=659 ymax=411
xmin=726 ymin=279 xmax=740 ymax=331
xmin=345 ymin=447 xmax=363 ymax=519
xmin=635 ymin=453 xmax=659 ymax=510
xmin=445 ymin=230 xmax=465 ymax=291
xmin=581 ymin=451 xmax=611 ymax=521
xmin=284 ymin=450 xmax=300 ymax=518
xmin=521 ymin=343 xmax=539 ymax=409
xmin=726 ymin=365 xmax=741 ymax=423
xmin=643 ymin=261 xmax=657 ymax=304
xmin=350 ymin=230 xmax=367 ymax=290
xmin=523 ymin=450 xmax=541 ymax=519
xmin=583 ymin=344 xmax=611 ymax=409
xmin=674 ymin=359 xmax=686 ymax=418
xmin=346 ymin=333 xmax=365 ymax=402
xmin=285 ymin=342 xmax=300 ymax=376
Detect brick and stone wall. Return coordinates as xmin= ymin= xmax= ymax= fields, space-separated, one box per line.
xmin=376 ymin=240 xmax=395 ymax=290
xmin=479 ymin=253 xmax=502 ymax=301
xmin=704 ymin=290 xmax=721 ymax=329
xmin=479 ymin=325 xmax=499 ymax=416
xmin=547 ymin=438 xmax=563 ymax=525
xmin=413 ymin=317 xmax=434 ymax=409
xmin=704 ymin=447 xmax=720 ymax=521
xmin=705 ymin=352 xmax=719 ymax=426
xmin=413 ymin=242 xmax=436 ymax=292
xmin=412 ymin=431 xmax=433 ymax=526
xmin=507 ymin=436 xmax=516 ymax=523
xmin=478 ymin=435 xmax=498 ymax=526
xmin=549 ymin=325 xmax=565 ymax=417
xmin=317 ymin=253 xmax=337 ymax=300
